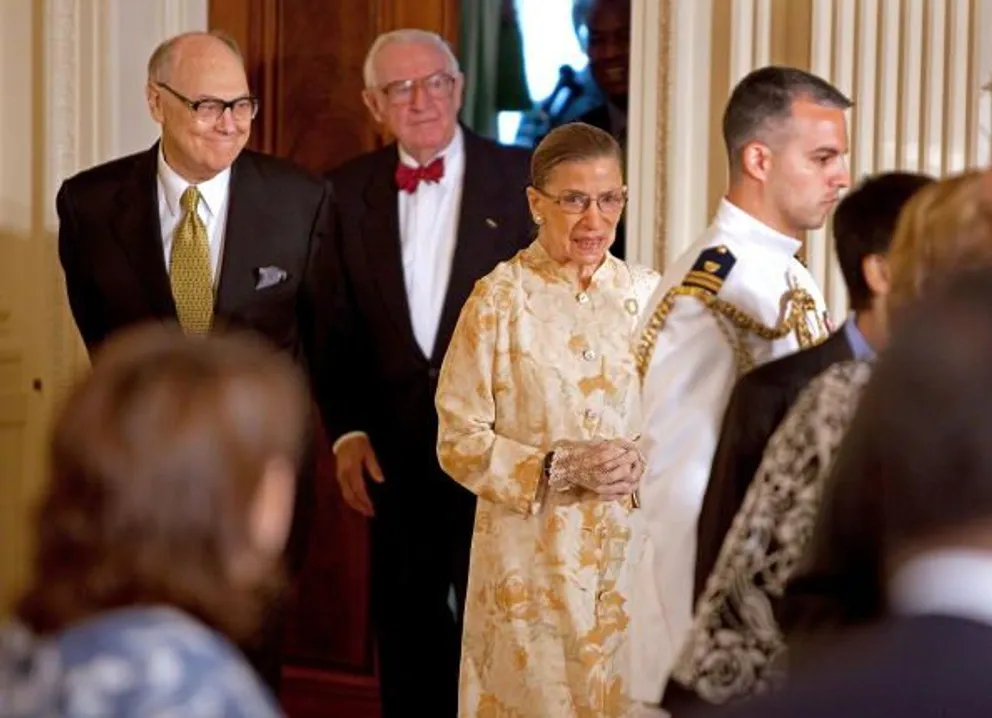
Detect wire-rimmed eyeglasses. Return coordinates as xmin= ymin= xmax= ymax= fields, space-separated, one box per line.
xmin=535 ymin=186 xmax=628 ymax=215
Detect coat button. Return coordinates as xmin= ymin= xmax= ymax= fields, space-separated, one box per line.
xmin=428 ymin=367 xmax=439 ymax=379
xmin=576 ymin=292 xmax=590 ymax=304
xmin=582 ymin=349 xmax=597 ymax=361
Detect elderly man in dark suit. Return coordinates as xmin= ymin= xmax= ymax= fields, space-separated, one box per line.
xmin=317 ymin=28 xmax=532 ymax=718
xmin=56 ymin=30 xmax=331 ymax=694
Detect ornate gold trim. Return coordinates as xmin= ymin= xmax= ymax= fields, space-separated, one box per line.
xmin=635 ymin=286 xmax=823 ymax=378
xmin=653 ymin=0 xmax=672 ymax=270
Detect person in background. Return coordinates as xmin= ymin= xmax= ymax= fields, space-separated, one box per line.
xmin=537 ymin=0 xmax=631 ymax=257
xmin=436 ymin=121 xmax=657 ymax=718
xmin=0 ymin=324 xmax=309 ymax=717
xmin=55 ymin=30 xmax=333 ymax=692
xmin=579 ymin=0 xmax=631 ymax=143
xmin=632 ymin=65 xmax=850 ymax=715
xmin=318 ymin=28 xmax=533 ymax=717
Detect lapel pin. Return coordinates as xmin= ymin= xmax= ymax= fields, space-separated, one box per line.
xmin=485 ymin=218 xmax=498 ymax=228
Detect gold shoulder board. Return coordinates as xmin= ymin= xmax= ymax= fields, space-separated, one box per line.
xmin=635 ymin=246 xmax=821 ymax=377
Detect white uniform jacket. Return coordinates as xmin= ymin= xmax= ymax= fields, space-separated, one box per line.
xmin=629 ymin=198 xmax=829 ymax=703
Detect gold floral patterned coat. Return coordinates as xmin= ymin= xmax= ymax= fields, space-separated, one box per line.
xmin=436 ymin=241 xmax=659 ymax=718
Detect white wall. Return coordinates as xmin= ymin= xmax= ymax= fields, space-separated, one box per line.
xmin=108 ymin=0 xmax=208 ymax=157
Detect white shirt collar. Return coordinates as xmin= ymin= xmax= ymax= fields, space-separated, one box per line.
xmin=397 ymin=126 xmax=464 ymax=189
xmin=889 ymin=549 xmax=992 ymax=628
xmin=157 ymin=144 xmax=231 ymax=219
xmin=715 ymin=198 xmax=802 ymax=257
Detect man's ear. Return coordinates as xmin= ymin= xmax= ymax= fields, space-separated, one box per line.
xmin=362 ymin=90 xmax=384 ymax=123
xmin=147 ymin=83 xmax=164 ymax=124
xmin=863 ymin=253 xmax=891 ymax=298
xmin=739 ymin=140 xmax=773 ymax=183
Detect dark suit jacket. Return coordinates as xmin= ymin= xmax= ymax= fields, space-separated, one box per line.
xmin=699 ymin=615 xmax=992 ymax=718
xmin=57 ymin=144 xmax=331 ymax=364
xmin=694 ymin=328 xmax=854 ymax=601
xmin=56 ymin=144 xmax=333 ymax=570
xmin=317 ymin=129 xmax=532 ymax=488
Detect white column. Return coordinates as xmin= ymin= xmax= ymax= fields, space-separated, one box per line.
xmin=626 ymin=0 xmax=664 ymax=269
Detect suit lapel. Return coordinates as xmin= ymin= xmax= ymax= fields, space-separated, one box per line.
xmin=215 ymin=152 xmax=279 ymax=317
xmin=111 ymin=145 xmax=177 ymax=319
xmin=430 ymin=131 xmax=505 ymax=364
xmin=361 ymin=147 xmax=423 ymax=357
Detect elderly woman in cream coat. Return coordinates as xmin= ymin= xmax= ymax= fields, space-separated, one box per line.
xmin=435 ymin=122 xmax=658 ymax=718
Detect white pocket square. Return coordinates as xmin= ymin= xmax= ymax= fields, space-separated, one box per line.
xmin=254 ymin=265 xmax=288 ymax=290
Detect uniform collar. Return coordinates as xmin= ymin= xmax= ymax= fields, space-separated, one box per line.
xmin=157 ymin=144 xmax=231 ymax=219
xmin=715 ymin=198 xmax=802 ymax=257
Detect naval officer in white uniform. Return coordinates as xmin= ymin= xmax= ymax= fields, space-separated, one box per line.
xmin=631 ymin=66 xmax=852 ymax=716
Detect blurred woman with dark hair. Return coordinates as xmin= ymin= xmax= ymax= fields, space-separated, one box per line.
xmin=0 ymin=323 xmax=310 ymax=717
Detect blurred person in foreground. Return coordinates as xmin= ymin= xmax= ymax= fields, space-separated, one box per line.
xmin=671 ymin=172 xmax=933 ymax=708
xmin=0 ymin=324 xmax=309 ymax=717
xmin=695 ymin=170 xmax=992 ymax=718
xmin=436 ymin=122 xmax=657 ymax=717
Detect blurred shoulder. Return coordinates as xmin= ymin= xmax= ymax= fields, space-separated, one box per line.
xmin=56 ymin=607 xmax=281 ymax=717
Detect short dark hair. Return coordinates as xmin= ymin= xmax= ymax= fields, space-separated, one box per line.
xmin=531 ymin=121 xmax=622 ymax=189
xmin=722 ymin=66 xmax=852 ymax=175
xmin=845 ymin=267 xmax=992 ymax=560
xmin=17 ymin=324 xmax=309 ymax=642
xmin=833 ymin=172 xmax=935 ymax=310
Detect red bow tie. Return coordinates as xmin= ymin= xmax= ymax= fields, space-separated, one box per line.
xmin=395 ymin=157 xmax=445 ymax=193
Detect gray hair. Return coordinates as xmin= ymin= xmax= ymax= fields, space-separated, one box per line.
xmin=147 ymin=30 xmax=244 ymax=84
xmin=362 ymin=29 xmax=460 ymax=89
xmin=722 ymin=65 xmax=852 ymax=175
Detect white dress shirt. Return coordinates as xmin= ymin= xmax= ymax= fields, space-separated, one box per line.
xmin=156 ymin=146 xmax=231 ymax=286
xmin=890 ymin=549 xmax=992 ymax=627
xmin=397 ymin=126 xmax=465 ymax=358
xmin=629 ymin=198 xmax=829 ymax=703
xmin=331 ymin=129 xmax=466 ymax=456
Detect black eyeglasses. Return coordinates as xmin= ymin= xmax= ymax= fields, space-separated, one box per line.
xmin=157 ymin=83 xmax=259 ymax=124
xmin=376 ymin=71 xmax=456 ymax=106
xmin=535 ymin=186 xmax=628 ymax=215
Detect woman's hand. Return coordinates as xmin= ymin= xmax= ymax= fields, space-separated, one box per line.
xmin=549 ymin=438 xmax=645 ymax=498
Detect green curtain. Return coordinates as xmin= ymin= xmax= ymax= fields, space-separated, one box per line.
xmin=459 ymin=0 xmax=531 ymax=140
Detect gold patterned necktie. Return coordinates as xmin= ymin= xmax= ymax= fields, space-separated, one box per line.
xmin=170 ymin=186 xmax=214 ymax=334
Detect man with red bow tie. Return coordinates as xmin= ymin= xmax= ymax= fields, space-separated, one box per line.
xmin=317 ymin=28 xmax=532 ymax=718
